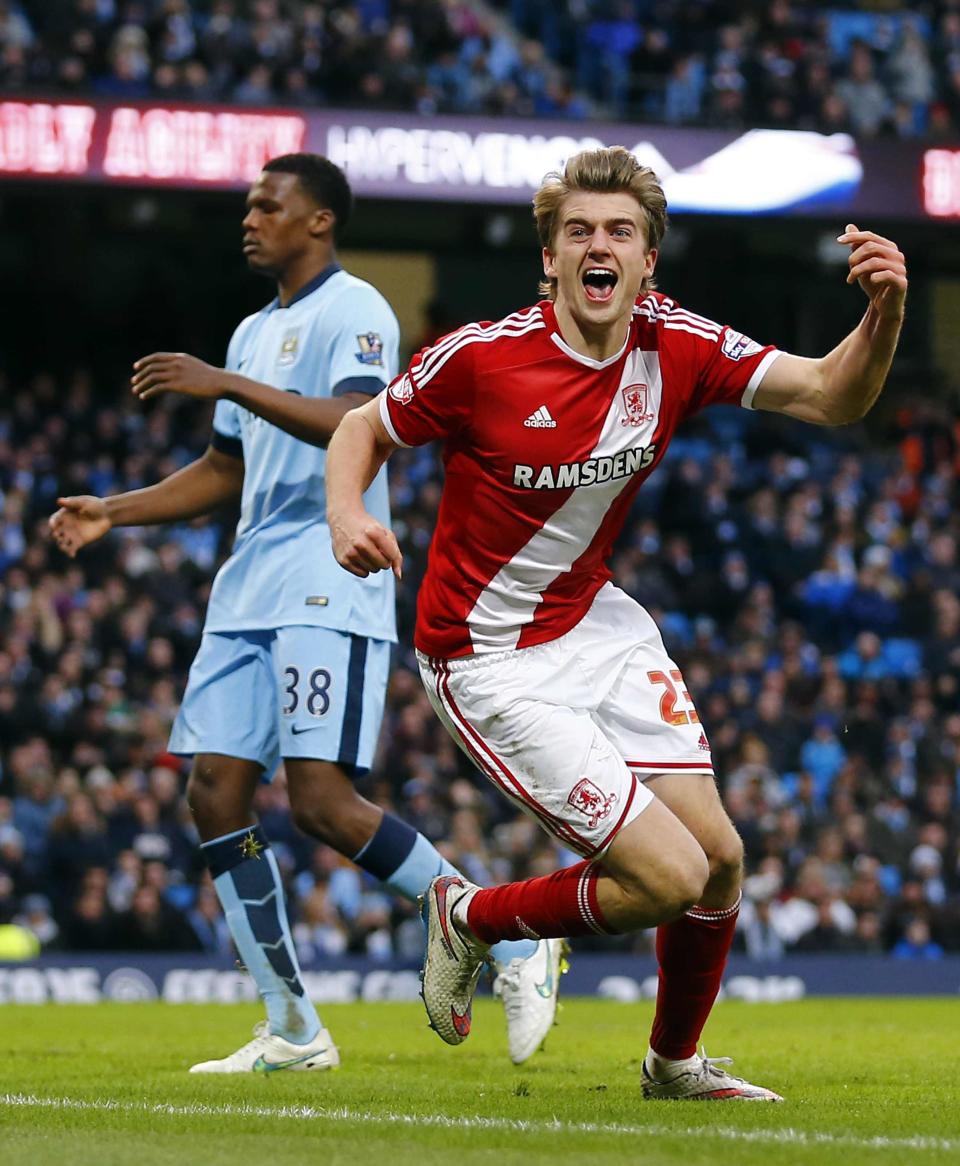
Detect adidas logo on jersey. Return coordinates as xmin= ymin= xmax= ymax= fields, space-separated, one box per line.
xmin=524 ymin=405 xmax=557 ymax=428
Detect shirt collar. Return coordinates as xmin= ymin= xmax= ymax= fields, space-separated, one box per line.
xmin=542 ymin=300 xmax=631 ymax=369
xmin=268 ymin=262 xmax=342 ymax=311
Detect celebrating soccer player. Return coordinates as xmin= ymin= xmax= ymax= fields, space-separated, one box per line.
xmin=326 ymin=145 xmax=907 ymax=1100
xmin=49 ymin=153 xmax=564 ymax=1074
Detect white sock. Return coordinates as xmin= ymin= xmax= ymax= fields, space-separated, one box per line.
xmin=452 ymin=896 xmax=483 ymax=945
xmin=645 ymin=1047 xmax=700 ymax=1081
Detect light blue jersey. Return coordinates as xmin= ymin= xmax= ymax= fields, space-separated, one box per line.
xmin=206 ymin=264 xmax=398 ymax=641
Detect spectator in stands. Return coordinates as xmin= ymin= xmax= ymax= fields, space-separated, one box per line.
xmin=3 ymin=0 xmax=958 ymax=135
xmin=835 ymin=41 xmax=890 ymax=136
xmin=892 ymin=916 xmax=945 ymax=959
xmin=113 ymin=881 xmax=201 ymax=951
xmin=13 ymin=892 xmax=58 ymax=949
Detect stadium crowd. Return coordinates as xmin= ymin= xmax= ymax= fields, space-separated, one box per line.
xmin=2 ymin=1 xmax=960 ymax=134
xmin=1 ymin=364 xmax=959 ymax=962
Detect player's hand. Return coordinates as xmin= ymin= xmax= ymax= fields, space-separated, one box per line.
xmin=49 ymin=495 xmax=111 ymax=557
xmin=838 ymin=224 xmax=907 ymax=321
xmin=330 ymin=511 xmax=403 ymax=580
xmin=131 ymin=352 xmax=226 ymax=401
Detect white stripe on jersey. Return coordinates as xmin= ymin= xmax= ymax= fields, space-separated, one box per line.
xmin=634 ymin=294 xmax=673 ymax=323
xmin=669 ymin=308 xmax=722 ymax=334
xmin=415 ymin=317 xmax=546 ymax=389
xmin=378 ymin=391 xmax=407 ymax=447
xmin=415 ymin=304 xmax=542 ymax=378
xmin=635 ymin=298 xmax=723 ymax=340
xmin=408 ymin=305 xmax=541 ymax=382
xmin=413 ymin=307 xmax=543 ymax=384
xmin=663 ymin=320 xmax=723 ymax=342
xmin=466 ymin=349 xmax=663 ymax=652
xmin=741 ymin=348 xmax=784 ymax=409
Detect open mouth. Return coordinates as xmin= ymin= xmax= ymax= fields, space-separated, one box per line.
xmin=582 ymin=267 xmax=618 ymax=303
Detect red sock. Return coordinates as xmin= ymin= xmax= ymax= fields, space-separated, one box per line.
xmin=649 ymin=897 xmax=740 ymax=1060
xmin=466 ymin=860 xmax=618 ymax=942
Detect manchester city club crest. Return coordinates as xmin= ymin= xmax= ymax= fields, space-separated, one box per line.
xmin=355 ymin=332 xmax=383 ymax=366
xmin=621 ymin=383 xmax=654 ymax=426
xmin=277 ymin=327 xmax=300 ymax=367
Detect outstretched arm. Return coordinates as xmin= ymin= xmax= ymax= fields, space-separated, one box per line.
xmin=49 ymin=445 xmax=243 ymax=558
xmin=326 ymin=395 xmax=403 ymax=579
xmin=130 ymin=353 xmax=371 ymax=447
xmin=751 ymin=225 xmax=907 ymax=426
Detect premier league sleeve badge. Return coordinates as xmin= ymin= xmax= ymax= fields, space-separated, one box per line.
xmin=355 ymin=332 xmax=384 ymax=366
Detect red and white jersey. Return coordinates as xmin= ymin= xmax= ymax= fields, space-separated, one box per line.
xmin=380 ymin=292 xmax=782 ymax=659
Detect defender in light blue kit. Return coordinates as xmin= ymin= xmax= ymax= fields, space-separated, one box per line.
xmin=174 ymin=263 xmax=399 ymax=779
xmin=50 ymin=153 xmax=563 ymax=1075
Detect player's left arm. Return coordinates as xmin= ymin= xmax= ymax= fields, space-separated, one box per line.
xmin=130 ymin=354 xmax=369 ymax=447
xmin=751 ymin=225 xmax=907 ymax=426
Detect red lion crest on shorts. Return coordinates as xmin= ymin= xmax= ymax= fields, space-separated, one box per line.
xmin=567 ymin=778 xmax=618 ymax=829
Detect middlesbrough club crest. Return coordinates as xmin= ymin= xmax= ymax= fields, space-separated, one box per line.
xmin=621 ymin=383 xmax=654 ymax=426
xmin=388 ymin=374 xmax=414 ymax=405
xmin=567 ymin=778 xmax=618 ymax=829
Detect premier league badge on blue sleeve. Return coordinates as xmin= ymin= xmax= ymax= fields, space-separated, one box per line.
xmin=355 ymin=332 xmax=384 ymax=366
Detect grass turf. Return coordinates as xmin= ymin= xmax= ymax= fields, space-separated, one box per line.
xmin=0 ymin=998 xmax=956 ymax=1166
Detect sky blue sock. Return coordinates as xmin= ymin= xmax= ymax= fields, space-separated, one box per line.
xmin=203 ymin=825 xmax=321 ymax=1044
xmin=354 ymin=813 xmax=537 ymax=965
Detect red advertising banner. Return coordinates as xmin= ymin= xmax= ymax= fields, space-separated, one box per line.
xmin=0 ymin=100 xmax=305 ymax=184
xmin=923 ymin=148 xmax=960 ymax=218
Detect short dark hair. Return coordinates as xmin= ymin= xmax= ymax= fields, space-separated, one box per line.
xmin=263 ymin=153 xmax=353 ymax=237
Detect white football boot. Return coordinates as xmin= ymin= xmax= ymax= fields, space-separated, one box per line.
xmin=493 ymin=938 xmax=569 ymax=1065
xmin=419 ymin=874 xmax=490 ymax=1045
xmin=189 ymin=1021 xmax=340 ymax=1074
xmin=641 ymin=1049 xmax=783 ymax=1100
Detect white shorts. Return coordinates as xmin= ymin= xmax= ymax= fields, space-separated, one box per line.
xmin=418 ymin=583 xmax=713 ymax=858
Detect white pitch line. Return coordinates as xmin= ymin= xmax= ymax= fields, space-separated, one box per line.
xmin=1 ymin=1092 xmax=957 ymax=1154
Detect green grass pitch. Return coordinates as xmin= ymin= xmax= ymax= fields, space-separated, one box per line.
xmin=0 ymin=999 xmax=956 ymax=1165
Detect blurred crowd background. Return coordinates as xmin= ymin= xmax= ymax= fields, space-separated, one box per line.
xmin=2 ymin=0 xmax=960 ymax=135
xmin=1 ymin=0 xmax=958 ymax=966
xmin=2 ymin=366 xmax=959 ymax=962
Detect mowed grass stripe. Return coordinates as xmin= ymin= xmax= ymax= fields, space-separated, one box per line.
xmin=2 ymin=1091 xmax=957 ymax=1154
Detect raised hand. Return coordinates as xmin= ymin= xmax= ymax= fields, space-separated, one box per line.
xmin=838 ymin=224 xmax=907 ymax=321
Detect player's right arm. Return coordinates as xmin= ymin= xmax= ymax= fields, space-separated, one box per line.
xmin=328 ymin=327 xmax=477 ymax=580
xmin=326 ymin=396 xmax=403 ymax=579
xmin=49 ymin=445 xmax=243 ymax=559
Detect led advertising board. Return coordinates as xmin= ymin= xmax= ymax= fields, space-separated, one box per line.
xmin=0 ymin=98 xmax=950 ymax=221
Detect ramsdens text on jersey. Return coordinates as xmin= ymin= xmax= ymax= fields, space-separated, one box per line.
xmin=513 ymin=444 xmax=657 ymax=490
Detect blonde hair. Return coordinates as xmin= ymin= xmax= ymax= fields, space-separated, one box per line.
xmin=533 ymin=146 xmax=667 ymax=300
